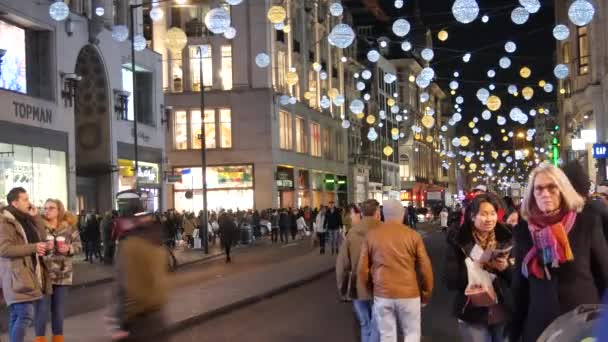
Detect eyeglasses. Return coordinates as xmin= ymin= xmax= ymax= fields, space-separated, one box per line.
xmin=533 ymin=184 xmax=559 ymax=195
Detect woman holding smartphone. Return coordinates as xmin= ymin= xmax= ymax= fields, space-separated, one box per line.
xmin=34 ymin=199 xmax=82 ymax=342
xmin=445 ymin=194 xmax=514 ymax=342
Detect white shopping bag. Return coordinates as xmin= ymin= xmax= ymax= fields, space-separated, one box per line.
xmin=193 ymin=238 xmax=202 ymax=249
xmin=464 ymin=258 xmax=497 ymax=307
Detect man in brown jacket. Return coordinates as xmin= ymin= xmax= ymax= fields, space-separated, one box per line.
xmin=336 ymin=199 xmax=381 ymax=342
xmin=358 ymin=199 xmax=434 ymax=342
xmin=0 ymin=187 xmax=50 ymax=342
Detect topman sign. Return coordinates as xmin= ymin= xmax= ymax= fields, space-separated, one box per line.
xmin=13 ymin=101 xmax=52 ymax=124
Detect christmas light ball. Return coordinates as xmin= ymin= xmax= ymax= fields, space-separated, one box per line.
xmin=392 ymin=19 xmax=411 ymax=37
xmin=499 ymin=57 xmax=511 ymax=69
xmin=255 ymin=53 xmax=270 ymax=68
xmin=487 ymin=95 xmax=502 ymax=111
xmin=568 ymin=0 xmax=595 ymax=27
xmin=95 ymin=7 xmax=105 ymax=16
xmin=329 ymin=2 xmax=344 ymax=17
xmin=554 ymin=64 xmax=569 ymax=79
xmin=350 ymin=99 xmax=364 ymax=114
xmin=340 ymin=119 xmax=350 ymax=129
xmin=511 ymin=7 xmax=530 ymax=25
xmin=205 ymin=7 xmax=231 ymax=34
xmin=328 ymin=24 xmax=356 ymax=49
xmin=452 ymin=0 xmax=480 ymax=24
xmin=267 ymin=6 xmax=287 ymax=24
xmin=49 ymin=1 xmax=69 ymax=21
xmin=520 ymin=0 xmax=541 ymax=14
xmin=421 ymin=48 xmax=434 ymax=62
xmin=150 ymin=7 xmax=164 ymax=21
xmin=520 ymin=66 xmax=532 ymax=79
xmin=133 ymin=35 xmax=147 ymax=51
xmin=401 ymin=41 xmax=412 ymax=52
xmin=438 ymin=30 xmax=449 ymax=41
xmin=112 ymin=25 xmax=129 ymax=42
xmin=367 ymin=50 xmax=380 ymax=63
xmin=553 ymin=24 xmax=570 ymax=41
xmin=505 ymin=41 xmax=517 ymax=53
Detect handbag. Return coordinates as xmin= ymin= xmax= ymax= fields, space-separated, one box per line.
xmin=464 ymin=258 xmax=497 ymax=307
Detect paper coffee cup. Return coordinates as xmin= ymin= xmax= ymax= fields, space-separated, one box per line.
xmin=56 ymin=236 xmax=66 ymax=248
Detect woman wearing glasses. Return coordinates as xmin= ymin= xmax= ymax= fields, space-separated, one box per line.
xmin=510 ymin=163 xmax=608 ymax=342
xmin=34 ymin=199 xmax=82 ymax=342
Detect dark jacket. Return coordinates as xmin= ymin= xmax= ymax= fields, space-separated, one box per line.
xmin=218 ymin=215 xmax=238 ymax=247
xmin=278 ymin=212 xmax=290 ymax=231
xmin=510 ymin=207 xmax=608 ymax=342
xmin=324 ymin=208 xmax=342 ymax=231
xmin=444 ymin=222 xmax=514 ymax=325
xmin=586 ymin=198 xmax=608 ymax=243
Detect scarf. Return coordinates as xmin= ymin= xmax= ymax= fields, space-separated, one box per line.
xmin=6 ymin=206 xmax=41 ymax=244
xmin=472 ymin=229 xmax=497 ymax=251
xmin=522 ymin=209 xmax=576 ymax=279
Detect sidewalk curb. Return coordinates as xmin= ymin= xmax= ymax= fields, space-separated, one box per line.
xmin=160 ymin=265 xmax=336 ymax=337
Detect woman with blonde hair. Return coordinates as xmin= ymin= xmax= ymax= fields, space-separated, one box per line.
xmin=34 ymin=199 xmax=82 ymax=342
xmin=510 ymin=162 xmax=608 ymax=342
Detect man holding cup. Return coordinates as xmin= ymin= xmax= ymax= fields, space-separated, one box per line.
xmin=0 ymin=187 xmax=51 ymax=342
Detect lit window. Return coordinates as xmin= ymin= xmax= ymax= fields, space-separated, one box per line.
xmin=308 ymin=70 xmax=318 ymax=109
xmin=203 ymin=110 xmax=216 ymax=149
xmin=562 ymin=42 xmax=571 ymax=64
xmin=295 ymin=116 xmax=306 ymax=153
xmin=323 ymin=128 xmax=331 ymax=159
xmin=221 ymin=45 xmax=233 ymax=90
xmin=279 ymin=111 xmax=293 ymax=150
xmin=170 ymin=50 xmax=183 ymax=92
xmin=190 ymin=45 xmax=212 ymax=91
xmin=275 ymin=50 xmax=286 ymax=92
xmin=310 ymin=122 xmax=321 ymax=157
xmin=577 ymin=26 xmax=589 ymax=75
xmin=219 ymin=109 xmax=232 ymax=148
xmin=174 ymin=110 xmax=188 ymax=150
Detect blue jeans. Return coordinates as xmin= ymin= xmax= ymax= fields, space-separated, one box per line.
xmin=457 ymin=320 xmax=506 ymax=342
xmin=328 ymin=230 xmax=341 ymax=252
xmin=353 ymin=300 xmax=378 ymax=342
xmin=9 ymin=301 xmax=35 ymax=342
xmin=34 ymin=285 xmax=69 ymax=336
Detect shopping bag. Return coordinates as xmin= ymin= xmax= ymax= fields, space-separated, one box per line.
xmin=192 ymin=229 xmax=200 ymax=238
xmin=193 ymin=238 xmax=202 ymax=249
xmin=464 ymin=258 xmax=497 ymax=307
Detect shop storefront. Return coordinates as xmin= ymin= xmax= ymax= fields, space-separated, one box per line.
xmin=173 ymin=164 xmax=254 ymax=212
xmin=324 ymin=174 xmax=336 ymax=205
xmin=117 ymin=159 xmax=161 ymax=211
xmin=336 ymin=175 xmax=347 ymax=207
xmin=277 ymin=166 xmax=295 ymax=208
xmin=297 ymin=169 xmax=310 ymax=208
xmin=312 ymin=172 xmax=324 ymax=209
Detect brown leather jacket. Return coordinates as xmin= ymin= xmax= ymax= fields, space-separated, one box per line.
xmin=358 ymin=221 xmax=434 ymax=301
xmin=335 ymin=217 xmax=381 ymax=300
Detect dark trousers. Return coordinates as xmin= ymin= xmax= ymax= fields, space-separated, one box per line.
xmin=290 ymin=227 xmax=297 ymax=240
xmin=86 ymin=240 xmax=101 ymax=262
xmin=280 ymin=229 xmax=289 ymax=243
xmin=271 ymin=228 xmax=279 ymax=243
xmin=123 ymin=311 xmax=168 ymax=342
xmin=317 ymin=232 xmax=326 ymax=254
xmin=104 ymin=242 xmax=115 ymax=265
xmin=224 ymin=244 xmax=232 ymax=261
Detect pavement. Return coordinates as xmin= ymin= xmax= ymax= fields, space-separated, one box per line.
xmin=1 ymin=237 xmax=334 ymax=341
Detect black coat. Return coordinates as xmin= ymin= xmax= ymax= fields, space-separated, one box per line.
xmin=586 ymin=198 xmax=608 ymax=243
xmin=279 ymin=212 xmax=290 ymax=231
xmin=324 ymin=209 xmax=342 ymax=231
xmin=510 ymin=206 xmax=608 ymax=342
xmin=444 ymin=223 xmax=514 ymax=325
xmin=218 ymin=216 xmax=238 ymax=247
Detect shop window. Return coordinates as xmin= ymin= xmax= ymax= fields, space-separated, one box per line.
xmin=192 ymin=109 xmax=216 ymax=149
xmin=275 ymin=50 xmax=286 ymax=92
xmin=122 ymin=66 xmax=155 ymax=125
xmin=322 ymin=127 xmax=331 ymax=159
xmin=170 ymin=50 xmax=183 ymax=92
xmin=562 ymin=42 xmax=571 ymax=64
xmin=308 ymin=70 xmax=318 ymax=109
xmin=174 ymin=110 xmax=188 ymax=150
xmin=219 ymin=109 xmax=232 ymax=148
xmin=577 ymin=26 xmax=589 ymax=75
xmin=279 ymin=111 xmax=293 ymax=150
xmin=310 ymin=122 xmax=321 ymax=157
xmin=295 ymin=116 xmax=306 ymax=153
xmin=189 ymin=45 xmax=212 ymax=91
xmin=221 ymin=45 xmax=233 ymax=90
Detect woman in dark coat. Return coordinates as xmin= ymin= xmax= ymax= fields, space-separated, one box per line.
xmin=445 ymin=194 xmax=513 ymax=342
xmin=218 ymin=213 xmax=238 ymax=263
xmin=511 ymin=162 xmax=608 ymax=342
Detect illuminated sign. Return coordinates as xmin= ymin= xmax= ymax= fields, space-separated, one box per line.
xmin=593 ymin=144 xmax=608 ymax=159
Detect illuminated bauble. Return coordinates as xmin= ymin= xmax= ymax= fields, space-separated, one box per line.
xmin=165 ymin=27 xmax=188 ymax=52
xmin=520 ymin=66 xmax=532 ymax=78
xmin=383 ymin=146 xmax=394 ymax=157
xmin=205 ymin=7 xmax=231 ymax=34
xmin=468 ymin=121 xmax=476 ymax=129
xmin=320 ymin=96 xmax=330 ymax=109
xmin=133 ymin=35 xmax=147 ymax=51
xmin=463 ymin=53 xmax=472 ymax=63
xmin=456 ymin=96 xmax=464 ymax=104
xmin=568 ymin=0 xmax=595 ymax=26
xmin=333 ymin=95 xmax=345 ymax=106
xmin=366 ymin=115 xmax=376 ymax=125
xmin=328 ymin=24 xmax=356 ymax=49
xmin=392 ymin=19 xmax=411 ymax=37
xmin=420 ymin=92 xmax=430 ymax=103
xmin=522 ymin=86 xmax=534 ymax=100
xmin=289 ymin=96 xmax=297 ymax=105
xmin=465 ymin=156 xmax=472 ymax=163
xmin=255 ymin=53 xmax=270 ymax=68
xmin=482 ymin=15 xmax=490 ymax=23
xmin=487 ymin=69 xmax=496 ymax=78
xmin=279 ymin=95 xmax=290 ymax=105
xmin=554 ymin=64 xmax=569 ymax=79
xmin=362 ymin=70 xmax=372 ymax=80
xmin=453 ymin=113 xmax=463 ymax=122
xmin=460 ymin=136 xmax=470 ymax=147
xmin=401 ymin=41 xmax=412 ymax=52
xmin=416 ymin=75 xmax=431 ymax=89
xmin=482 ymin=110 xmax=492 ymax=120
xmin=285 ymin=71 xmax=299 ymax=86
xmin=452 ymin=0 xmax=480 ymax=24
xmin=553 ymin=24 xmax=570 ymax=41
xmin=538 ymin=80 xmax=546 ymax=87
xmin=505 ymin=41 xmax=517 ymax=53
xmin=356 ymin=112 xmax=365 ymax=120
xmin=356 ymin=82 xmax=365 ymax=91
xmin=226 ymin=0 xmax=243 ymax=4
xmin=363 ymin=93 xmax=371 ymax=101
xmin=150 ymin=7 xmax=164 ymax=22
xmin=112 ymin=25 xmax=129 ymax=42
xmin=367 ymin=50 xmax=380 ymax=63
xmin=267 ymin=6 xmax=287 ymax=24
xmin=384 ymin=73 xmax=397 ymax=84
xmin=282 ymin=25 xmax=291 ymax=33
xmin=391 ymin=105 xmax=400 ymax=114
xmin=367 ymin=128 xmax=378 ymax=141
xmin=499 ymin=57 xmax=511 ymax=69
xmin=341 ymin=120 xmax=351 ymax=129
xmin=320 ymin=71 xmax=328 ymax=80
xmin=387 ymin=98 xmax=396 ymax=107
xmin=497 ymin=116 xmax=507 ymax=125
xmin=487 ymin=95 xmax=502 ymax=111
xmin=223 ymin=26 xmax=237 ymax=39
xmin=426 ymin=136 xmax=434 ymax=143
xmin=313 ymin=62 xmax=322 ymax=72
xmin=484 ymin=134 xmax=492 ymax=142
xmin=452 ymin=138 xmax=461 ymax=147
xmin=274 ymin=22 xmax=285 ymax=30
xmin=350 ymin=99 xmax=365 ymax=114
xmin=329 ymin=2 xmax=344 ymax=17
xmin=511 ymin=7 xmax=530 ymax=25
xmin=469 ymin=163 xmax=477 ymax=171
xmin=544 ymin=83 xmax=554 ymax=93
xmin=328 ymin=88 xmax=339 ymax=100
xmin=438 ymin=30 xmax=449 ymax=41
xmin=395 ymin=0 xmax=404 ymax=8
xmin=520 ymin=0 xmax=541 ymax=13
xmin=95 ymin=7 xmax=105 ymax=16
xmin=303 ymin=91 xmax=314 ymax=100
xmin=422 ymin=115 xmax=435 ymax=128
xmin=476 ymin=88 xmax=490 ymax=102
xmin=420 ymin=67 xmax=435 ymax=81
xmin=421 ymin=48 xmax=434 ymax=62
xmin=450 ymin=81 xmax=459 ymax=90
xmin=49 ymin=1 xmax=69 ymax=21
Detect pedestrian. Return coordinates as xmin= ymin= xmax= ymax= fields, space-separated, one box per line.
xmin=407 ymin=205 xmax=417 ymax=230
xmin=279 ymin=209 xmax=290 ymax=243
xmin=34 ymin=199 xmax=82 ymax=342
xmin=182 ymin=213 xmax=195 ymax=248
xmin=0 ymin=187 xmax=51 ymax=342
xmin=84 ymin=213 xmax=101 ymax=263
xmin=510 ymin=162 xmax=608 ymax=342
xmin=219 ymin=213 xmax=238 ymax=263
xmin=324 ymin=201 xmax=343 ymax=255
xmin=290 ymin=209 xmax=298 ymax=241
xmin=344 ymin=203 xmax=362 ymax=236
xmin=445 ymin=194 xmax=513 ymax=342
xmin=358 ymin=199 xmax=434 ymax=342
xmin=440 ymin=207 xmax=449 ymax=232
xmin=270 ymin=210 xmax=280 ymax=243
xmin=314 ymin=206 xmax=327 ymax=254
xmin=336 ymin=199 xmax=382 ymax=342
xmin=100 ymin=210 xmax=117 ymax=265
xmin=108 ymin=199 xmax=168 ymax=341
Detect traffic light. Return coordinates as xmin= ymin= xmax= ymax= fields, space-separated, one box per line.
xmin=552 ymin=137 xmax=558 ymax=145
xmin=554 ymin=124 xmax=560 ymax=131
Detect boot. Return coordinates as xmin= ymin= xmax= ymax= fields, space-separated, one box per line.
xmin=34 ymin=337 xmax=47 ymax=342
xmin=52 ymin=336 xmax=64 ymax=342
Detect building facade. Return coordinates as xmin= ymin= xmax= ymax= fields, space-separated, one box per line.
xmin=158 ymin=0 xmax=348 ymax=212
xmin=555 ymin=0 xmax=608 ymax=182
xmin=0 ymin=0 xmax=166 ymax=212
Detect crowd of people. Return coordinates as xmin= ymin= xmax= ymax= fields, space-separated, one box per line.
xmin=336 ymin=161 xmax=608 ymax=342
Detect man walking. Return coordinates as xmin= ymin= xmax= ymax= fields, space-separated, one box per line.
xmin=324 ymin=201 xmax=342 ymax=255
xmin=358 ymin=199 xmax=434 ymax=342
xmin=336 ymin=199 xmax=382 ymax=342
xmin=0 ymin=187 xmax=50 ymax=342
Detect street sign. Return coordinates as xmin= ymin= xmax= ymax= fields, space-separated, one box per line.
xmin=593 ymin=143 xmax=608 ymax=159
